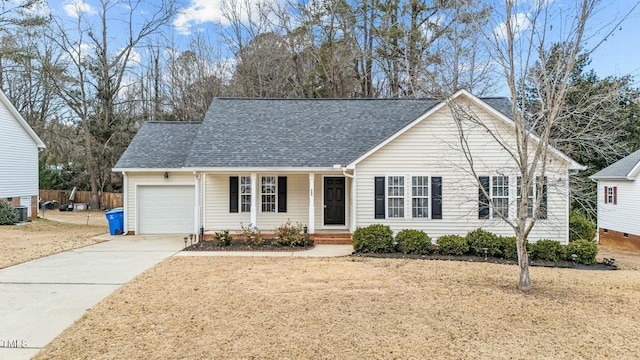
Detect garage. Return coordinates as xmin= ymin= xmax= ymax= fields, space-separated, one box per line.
xmin=137 ymin=185 xmax=195 ymax=234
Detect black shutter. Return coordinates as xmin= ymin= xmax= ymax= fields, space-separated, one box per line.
xmin=538 ymin=176 xmax=547 ymax=220
xmin=374 ymin=176 xmax=385 ymax=219
xmin=478 ymin=176 xmax=490 ymax=219
xmin=278 ymin=176 xmax=287 ymax=213
xmin=229 ymin=176 xmax=239 ymax=213
xmin=431 ymin=177 xmax=442 ymax=219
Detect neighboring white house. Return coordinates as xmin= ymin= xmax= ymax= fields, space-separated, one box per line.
xmin=0 ymin=89 xmax=46 ymax=220
xmin=113 ymin=90 xmax=584 ymax=244
xmin=590 ymin=150 xmax=640 ymax=250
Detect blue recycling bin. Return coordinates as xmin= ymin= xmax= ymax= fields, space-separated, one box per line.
xmin=105 ymin=208 xmax=124 ymax=235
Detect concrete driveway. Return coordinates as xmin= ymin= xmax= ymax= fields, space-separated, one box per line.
xmin=0 ymin=235 xmax=184 ymax=360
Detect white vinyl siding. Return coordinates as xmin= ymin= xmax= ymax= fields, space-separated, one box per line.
xmin=355 ymin=102 xmax=570 ymax=244
xmin=0 ymin=99 xmax=39 ymax=199
xmin=597 ymin=180 xmax=640 ymax=237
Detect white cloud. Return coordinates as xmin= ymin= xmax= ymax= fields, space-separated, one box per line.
xmin=173 ymin=0 xmax=227 ymax=35
xmin=493 ymin=13 xmax=532 ymax=40
xmin=63 ymin=0 xmax=97 ymax=18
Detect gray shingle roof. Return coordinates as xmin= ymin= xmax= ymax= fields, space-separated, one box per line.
xmin=114 ymin=122 xmax=201 ymax=169
xmin=590 ymin=149 xmax=640 ymax=180
xmin=114 ymin=97 xmax=514 ymax=169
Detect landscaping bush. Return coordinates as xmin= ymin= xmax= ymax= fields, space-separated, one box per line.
xmin=272 ymin=220 xmax=309 ymax=247
xmin=396 ymin=229 xmax=432 ymax=255
xmin=566 ymin=239 xmax=598 ymax=265
xmin=213 ymin=230 xmax=232 ymax=247
xmin=500 ymin=236 xmax=518 ymax=260
xmin=437 ymin=235 xmax=469 ymax=255
xmin=530 ymin=239 xmax=565 ymax=262
xmin=569 ymin=209 xmax=596 ymax=242
xmin=0 ymin=200 xmax=17 ymax=225
xmin=352 ymin=224 xmax=395 ymax=253
xmin=465 ymin=228 xmax=502 ymax=257
xmin=239 ymin=223 xmax=264 ymax=246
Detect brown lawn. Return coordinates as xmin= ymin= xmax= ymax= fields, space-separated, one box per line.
xmin=35 ymin=246 xmax=640 ymax=360
xmin=0 ymin=211 xmax=108 ymax=269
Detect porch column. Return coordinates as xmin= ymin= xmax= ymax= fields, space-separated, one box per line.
xmin=350 ymin=170 xmax=357 ymax=233
xmin=250 ymin=173 xmax=257 ymax=227
xmin=308 ymin=173 xmax=315 ymax=234
xmin=194 ymin=172 xmax=201 ymax=242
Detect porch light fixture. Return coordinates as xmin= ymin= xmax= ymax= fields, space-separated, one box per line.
xmin=164 ymin=172 xmax=169 ymax=179
xmin=303 ymin=226 xmax=308 ymax=234
xmin=189 ymin=234 xmax=194 ymax=245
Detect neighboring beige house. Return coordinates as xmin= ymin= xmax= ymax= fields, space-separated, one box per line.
xmin=113 ymin=90 xmax=583 ymax=244
xmin=0 ymin=89 xmax=46 ymax=221
xmin=590 ymin=150 xmax=640 ymax=250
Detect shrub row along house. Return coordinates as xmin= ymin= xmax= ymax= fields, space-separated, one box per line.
xmin=0 ymin=89 xmax=45 ymax=221
xmin=590 ymin=150 xmax=640 ymax=250
xmin=113 ymin=90 xmax=584 ymax=244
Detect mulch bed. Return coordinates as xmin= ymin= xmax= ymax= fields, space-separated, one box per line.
xmin=351 ymin=252 xmax=618 ymax=270
xmin=184 ymin=240 xmax=314 ymax=252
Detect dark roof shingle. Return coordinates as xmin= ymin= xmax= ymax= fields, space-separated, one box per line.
xmin=590 ymin=149 xmax=640 ymax=180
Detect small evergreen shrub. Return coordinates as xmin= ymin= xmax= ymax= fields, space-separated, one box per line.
xmin=569 ymin=210 xmax=596 ymax=242
xmin=396 ymin=229 xmax=432 ymax=255
xmin=273 ymin=220 xmax=309 ymax=247
xmin=566 ymin=239 xmax=598 ymax=265
xmin=437 ymin=235 xmax=469 ymax=255
xmin=0 ymin=200 xmax=17 ymax=225
xmin=530 ymin=239 xmax=565 ymax=262
xmin=500 ymin=236 xmax=518 ymax=260
xmin=466 ymin=228 xmax=502 ymax=257
xmin=352 ymin=224 xmax=395 ymax=253
xmin=213 ymin=230 xmax=232 ymax=246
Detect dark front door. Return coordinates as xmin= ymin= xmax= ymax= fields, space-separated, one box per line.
xmin=324 ymin=177 xmax=346 ymax=225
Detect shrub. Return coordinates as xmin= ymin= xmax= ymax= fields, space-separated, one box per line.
xmin=213 ymin=230 xmax=232 ymax=247
xmin=437 ymin=235 xmax=468 ymax=255
xmin=239 ymin=223 xmax=264 ymax=246
xmin=0 ymin=200 xmax=17 ymax=225
xmin=569 ymin=210 xmax=596 ymax=242
xmin=273 ymin=220 xmax=309 ymax=247
xmin=530 ymin=239 xmax=565 ymax=262
xmin=500 ymin=236 xmax=533 ymax=261
xmin=466 ymin=228 xmax=502 ymax=257
xmin=352 ymin=224 xmax=395 ymax=253
xmin=566 ymin=239 xmax=598 ymax=265
xmin=396 ymin=229 xmax=432 ymax=255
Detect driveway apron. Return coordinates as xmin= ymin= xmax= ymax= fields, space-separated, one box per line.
xmin=0 ymin=236 xmax=184 ymax=360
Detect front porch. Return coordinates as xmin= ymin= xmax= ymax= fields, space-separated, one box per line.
xmin=197 ymin=170 xmax=356 ymax=244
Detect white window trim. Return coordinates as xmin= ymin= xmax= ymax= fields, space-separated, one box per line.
xmin=384 ymin=174 xmax=432 ymax=220
xmin=491 ymin=176 xmax=509 ymax=219
xmin=260 ymin=175 xmax=277 ymax=213
xmin=606 ymin=186 xmax=615 ymax=204
xmin=240 ymin=175 xmax=251 ymax=213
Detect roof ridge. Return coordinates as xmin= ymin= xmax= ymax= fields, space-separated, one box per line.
xmin=212 ymin=97 xmax=439 ymax=101
xmin=147 ymin=121 xmax=202 ymax=124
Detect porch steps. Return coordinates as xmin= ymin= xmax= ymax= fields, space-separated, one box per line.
xmin=311 ymin=233 xmax=353 ymax=245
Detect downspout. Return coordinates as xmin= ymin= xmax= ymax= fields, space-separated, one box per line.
xmin=194 ymin=172 xmax=200 ymax=243
xmin=342 ymin=167 xmax=356 ymax=233
xmin=122 ymin=171 xmax=128 ymax=234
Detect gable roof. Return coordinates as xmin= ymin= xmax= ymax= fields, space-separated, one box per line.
xmin=114 ymin=122 xmax=201 ymax=169
xmin=590 ymin=149 xmax=640 ymax=180
xmin=0 ymin=89 xmax=45 ymax=149
xmin=113 ymin=92 xmax=583 ymax=171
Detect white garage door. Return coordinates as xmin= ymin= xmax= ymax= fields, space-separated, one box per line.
xmin=138 ymin=185 xmax=195 ymax=234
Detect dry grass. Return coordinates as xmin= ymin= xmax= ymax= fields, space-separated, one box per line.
xmin=0 ymin=211 xmax=108 ymax=269
xmin=36 ymin=246 xmax=640 ymax=360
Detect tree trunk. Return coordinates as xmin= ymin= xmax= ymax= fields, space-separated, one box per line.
xmin=517 ymin=236 xmax=532 ymax=291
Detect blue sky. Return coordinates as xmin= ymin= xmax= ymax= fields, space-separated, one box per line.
xmin=48 ymin=0 xmax=640 ymax=87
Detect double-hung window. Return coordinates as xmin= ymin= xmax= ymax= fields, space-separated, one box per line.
xmin=516 ymin=176 xmax=548 ymax=219
xmin=240 ymin=176 xmax=251 ymax=212
xmin=516 ymin=177 xmax=534 ymax=218
xmin=412 ymin=176 xmax=429 ymax=218
xmin=604 ymin=186 xmax=617 ymax=205
xmin=492 ymin=176 xmax=509 ymax=218
xmin=261 ymin=176 xmax=276 ymax=212
xmin=387 ymin=176 xmax=405 ymax=218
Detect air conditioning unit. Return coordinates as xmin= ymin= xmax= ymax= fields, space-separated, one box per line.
xmin=14 ymin=206 xmax=28 ymax=223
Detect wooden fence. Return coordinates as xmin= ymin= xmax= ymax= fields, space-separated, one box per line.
xmin=39 ymin=190 xmax=123 ymax=210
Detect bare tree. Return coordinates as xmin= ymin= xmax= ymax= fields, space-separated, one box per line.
xmin=446 ymin=0 xmax=639 ymax=291
xmin=46 ymin=0 xmax=178 ymax=209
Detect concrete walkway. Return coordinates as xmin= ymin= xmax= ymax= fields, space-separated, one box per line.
xmin=0 ymin=235 xmax=184 ymax=360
